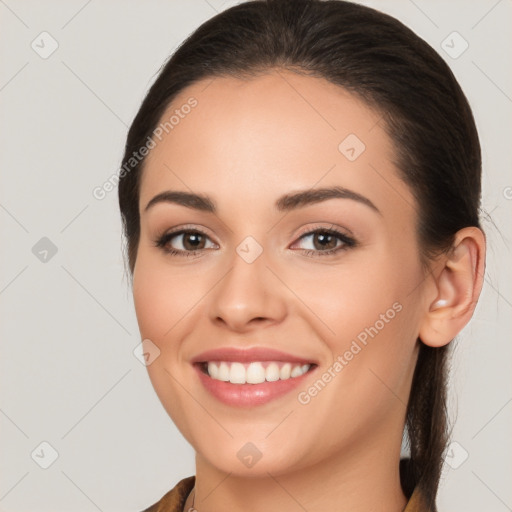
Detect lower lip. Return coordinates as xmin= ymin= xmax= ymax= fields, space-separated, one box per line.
xmin=194 ymin=364 xmax=316 ymax=407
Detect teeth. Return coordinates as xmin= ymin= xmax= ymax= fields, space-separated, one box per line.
xmin=291 ymin=365 xmax=305 ymax=378
xmin=217 ymin=362 xmax=230 ymax=382
xmin=246 ymin=362 xmax=266 ymax=384
xmin=229 ymin=362 xmax=246 ymax=384
xmin=280 ymin=363 xmax=291 ymax=380
xmin=266 ymin=362 xmax=280 ymax=382
xmin=206 ymin=361 xmax=311 ymax=384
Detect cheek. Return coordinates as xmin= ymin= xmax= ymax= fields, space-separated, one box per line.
xmin=287 ymin=245 xmax=420 ymax=344
xmin=133 ymin=251 xmax=201 ymax=343
xmin=132 ymin=251 xmax=201 ymax=438
xmin=289 ymin=246 xmax=421 ymax=407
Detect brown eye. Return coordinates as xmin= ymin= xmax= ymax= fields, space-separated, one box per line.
xmin=293 ymin=228 xmax=356 ymax=257
xmin=155 ymin=229 xmax=217 ymax=255
xmin=310 ymin=231 xmax=339 ymax=251
xmin=180 ymin=232 xmax=207 ymax=251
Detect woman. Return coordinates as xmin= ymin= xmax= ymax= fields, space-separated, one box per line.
xmin=118 ymin=0 xmax=486 ymax=510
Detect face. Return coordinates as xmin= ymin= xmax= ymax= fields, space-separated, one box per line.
xmin=133 ymin=70 xmax=428 ymax=477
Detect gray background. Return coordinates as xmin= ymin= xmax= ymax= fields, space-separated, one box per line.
xmin=0 ymin=0 xmax=510 ymax=510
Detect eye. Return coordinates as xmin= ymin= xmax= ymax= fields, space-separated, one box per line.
xmin=153 ymin=225 xmax=357 ymax=258
xmin=292 ymin=227 xmax=356 ymax=257
xmin=154 ymin=226 xmax=217 ymax=257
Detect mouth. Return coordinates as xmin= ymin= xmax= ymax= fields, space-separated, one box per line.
xmin=196 ymin=360 xmax=316 ymax=384
xmin=193 ymin=358 xmax=318 ymax=407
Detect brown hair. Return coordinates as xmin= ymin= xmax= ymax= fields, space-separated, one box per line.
xmin=118 ymin=1 xmax=482 ymax=508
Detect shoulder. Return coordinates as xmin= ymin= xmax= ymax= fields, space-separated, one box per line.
xmin=139 ymin=472 xmax=431 ymax=512
xmin=141 ymin=476 xmax=195 ymax=512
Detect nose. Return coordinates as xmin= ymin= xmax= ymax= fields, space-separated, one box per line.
xmin=208 ymin=245 xmax=287 ymax=333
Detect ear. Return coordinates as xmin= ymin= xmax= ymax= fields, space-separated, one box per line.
xmin=419 ymin=226 xmax=486 ymax=347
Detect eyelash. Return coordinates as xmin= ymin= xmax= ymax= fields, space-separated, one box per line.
xmin=153 ymin=225 xmax=357 ymax=259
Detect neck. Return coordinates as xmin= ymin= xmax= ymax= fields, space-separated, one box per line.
xmin=185 ymin=424 xmax=409 ymax=512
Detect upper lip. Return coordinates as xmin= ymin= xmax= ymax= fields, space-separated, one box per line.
xmin=191 ymin=347 xmax=318 ymax=365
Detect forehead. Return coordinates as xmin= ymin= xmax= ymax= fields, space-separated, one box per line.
xmin=139 ymin=70 xmax=413 ymax=217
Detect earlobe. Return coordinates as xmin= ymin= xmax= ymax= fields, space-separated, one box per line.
xmin=419 ymin=227 xmax=486 ymax=348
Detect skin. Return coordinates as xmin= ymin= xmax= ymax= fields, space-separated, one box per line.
xmin=132 ymin=69 xmax=485 ymax=512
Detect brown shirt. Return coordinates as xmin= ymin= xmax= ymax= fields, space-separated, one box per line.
xmin=141 ymin=475 xmax=431 ymax=512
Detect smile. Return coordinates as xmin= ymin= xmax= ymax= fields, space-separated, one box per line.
xmin=201 ymin=360 xmax=312 ymax=384
xmin=194 ymin=361 xmax=317 ymax=407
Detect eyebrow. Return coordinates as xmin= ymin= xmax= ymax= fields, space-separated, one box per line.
xmin=144 ymin=186 xmax=381 ymax=215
